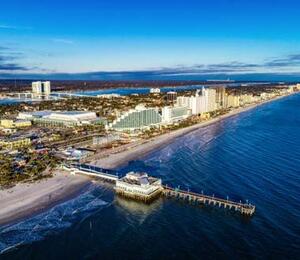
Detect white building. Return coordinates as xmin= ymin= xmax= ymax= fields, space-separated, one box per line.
xmin=115 ymin=172 xmax=163 ymax=201
xmin=161 ymin=106 xmax=189 ymax=124
xmin=46 ymin=111 xmax=97 ymax=123
xmin=203 ymin=87 xmax=217 ymax=112
xmin=18 ymin=111 xmax=102 ymax=127
xmin=18 ymin=111 xmax=52 ymax=120
xmin=150 ymin=88 xmax=161 ymax=94
xmin=239 ymin=94 xmax=254 ymax=106
xmin=97 ymin=94 xmax=121 ymax=98
xmin=32 ymin=81 xmax=51 ymax=96
xmin=176 ymin=87 xmax=217 ymax=115
xmin=109 ymin=104 xmax=162 ymax=131
xmin=93 ymin=134 xmax=121 ymax=146
xmin=225 ymin=94 xmax=240 ymax=108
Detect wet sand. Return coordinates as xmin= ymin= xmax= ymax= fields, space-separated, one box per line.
xmin=0 ymin=171 xmax=91 ymax=226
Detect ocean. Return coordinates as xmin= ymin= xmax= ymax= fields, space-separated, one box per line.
xmin=1 ymin=93 xmax=299 ymax=259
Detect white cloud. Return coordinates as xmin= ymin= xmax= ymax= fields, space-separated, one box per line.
xmin=0 ymin=24 xmax=32 ymax=30
xmin=52 ymin=38 xmax=75 ymax=45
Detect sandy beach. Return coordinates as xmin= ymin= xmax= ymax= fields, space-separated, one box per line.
xmin=92 ymin=92 xmax=298 ymax=169
xmin=0 ymin=92 xmax=296 ymax=227
xmin=0 ymin=171 xmax=91 ymax=226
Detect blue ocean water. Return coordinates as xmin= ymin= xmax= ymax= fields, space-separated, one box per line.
xmin=1 ymin=94 xmax=300 ymax=259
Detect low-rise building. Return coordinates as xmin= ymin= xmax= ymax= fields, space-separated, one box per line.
xmin=0 ymin=119 xmax=14 ymax=128
xmin=56 ymin=148 xmax=94 ymax=161
xmin=150 ymin=88 xmax=161 ymax=94
xmin=115 ymin=172 xmax=163 ymax=202
xmin=93 ymin=134 xmax=121 ymax=146
xmin=14 ymin=120 xmax=32 ymax=128
xmin=0 ymin=128 xmax=17 ymax=135
xmin=167 ymin=91 xmax=177 ymax=102
xmin=18 ymin=111 xmax=52 ymax=120
xmin=0 ymin=137 xmax=31 ymax=150
xmin=18 ymin=111 xmax=104 ymax=127
xmin=0 ymin=119 xmax=31 ymax=128
xmin=97 ymin=94 xmax=121 ymax=98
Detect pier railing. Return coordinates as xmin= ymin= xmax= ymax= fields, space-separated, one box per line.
xmin=162 ymin=185 xmax=255 ymax=216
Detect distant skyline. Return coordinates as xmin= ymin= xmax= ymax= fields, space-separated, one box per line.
xmin=1 ymin=0 xmax=300 ymax=80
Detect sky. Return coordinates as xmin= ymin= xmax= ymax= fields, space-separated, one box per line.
xmin=1 ymin=0 xmax=300 ymax=80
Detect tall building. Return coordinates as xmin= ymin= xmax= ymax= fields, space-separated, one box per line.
xmin=203 ymin=87 xmax=217 ymax=112
xmin=110 ymin=104 xmax=162 ymax=131
xmin=225 ymin=94 xmax=240 ymax=108
xmin=239 ymin=94 xmax=254 ymax=105
xmin=176 ymin=87 xmax=216 ymax=115
xmin=32 ymin=81 xmax=51 ymax=96
xmin=215 ymin=86 xmax=226 ymax=109
xmin=176 ymin=96 xmax=190 ymax=108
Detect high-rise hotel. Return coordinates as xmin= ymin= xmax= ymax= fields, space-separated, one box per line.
xmin=176 ymin=87 xmax=217 ymax=115
xmin=32 ymin=81 xmax=51 ymax=96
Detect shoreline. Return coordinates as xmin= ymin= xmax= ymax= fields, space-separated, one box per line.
xmin=92 ymin=92 xmax=298 ymax=169
xmin=0 ymin=171 xmax=91 ymax=227
xmin=0 ymin=92 xmax=297 ymax=227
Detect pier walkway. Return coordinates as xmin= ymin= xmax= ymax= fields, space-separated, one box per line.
xmin=61 ymin=163 xmax=255 ymax=216
xmin=63 ymin=163 xmax=119 ymax=182
xmin=162 ymin=185 xmax=255 ymax=216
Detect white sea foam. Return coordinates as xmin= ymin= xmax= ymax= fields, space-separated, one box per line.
xmin=0 ymin=186 xmax=109 ymax=254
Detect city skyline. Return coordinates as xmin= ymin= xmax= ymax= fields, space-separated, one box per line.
xmin=1 ymin=0 xmax=300 ymax=80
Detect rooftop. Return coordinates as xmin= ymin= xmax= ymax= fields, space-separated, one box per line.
xmin=119 ymin=172 xmax=159 ymax=186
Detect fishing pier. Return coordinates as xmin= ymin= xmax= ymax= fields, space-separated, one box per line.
xmin=63 ymin=163 xmax=255 ymax=217
xmin=163 ymin=185 xmax=255 ymax=216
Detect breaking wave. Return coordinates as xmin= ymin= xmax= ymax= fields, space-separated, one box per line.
xmin=0 ymin=185 xmax=110 ymax=254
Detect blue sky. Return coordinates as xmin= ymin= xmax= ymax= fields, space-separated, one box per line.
xmin=1 ymin=0 xmax=300 ymax=80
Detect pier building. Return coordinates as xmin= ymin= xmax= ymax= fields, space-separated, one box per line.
xmin=115 ymin=172 xmax=163 ymax=202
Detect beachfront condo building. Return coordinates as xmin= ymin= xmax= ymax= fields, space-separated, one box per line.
xmin=32 ymin=81 xmax=51 ymax=96
xmin=215 ymin=86 xmax=226 ymax=109
xmin=225 ymin=94 xmax=240 ymax=108
xmin=204 ymin=87 xmax=217 ymax=112
xmin=239 ymin=94 xmax=255 ymax=106
xmin=176 ymin=87 xmax=217 ymax=115
xmin=109 ymin=104 xmax=162 ymax=131
xmin=161 ymin=106 xmax=189 ymax=124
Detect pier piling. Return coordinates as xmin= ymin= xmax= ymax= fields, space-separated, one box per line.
xmin=162 ymin=186 xmax=255 ymax=216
